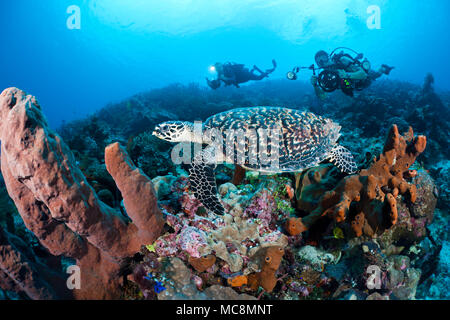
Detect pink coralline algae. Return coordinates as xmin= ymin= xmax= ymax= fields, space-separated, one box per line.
xmin=155 ymin=233 xmax=179 ymax=257
xmin=155 ymin=212 xmax=219 ymax=259
xmin=151 ymin=175 xmax=290 ymax=276
xmin=289 ymin=282 xmax=310 ymax=297
xmin=180 ymin=193 xmax=204 ymax=218
xmin=177 ymin=226 xmax=209 ymax=258
xmin=243 ymin=189 xmax=277 ymax=227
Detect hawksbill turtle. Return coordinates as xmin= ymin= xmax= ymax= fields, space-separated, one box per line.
xmin=153 ymin=107 xmax=357 ymax=215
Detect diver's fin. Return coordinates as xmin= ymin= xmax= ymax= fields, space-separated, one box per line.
xmin=206 ymin=78 xmax=221 ymax=90
xmin=252 ymin=65 xmax=266 ymax=75
xmin=188 ymin=148 xmax=225 ymax=215
xmin=271 ymin=59 xmax=277 ymax=70
xmin=381 ymin=64 xmax=395 ymax=75
xmin=328 ymin=145 xmax=358 ymax=174
xmin=265 ymin=59 xmax=277 ymax=74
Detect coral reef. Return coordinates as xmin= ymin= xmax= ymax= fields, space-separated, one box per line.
xmin=119 ymin=173 xmax=294 ymax=299
xmin=0 ymin=88 xmax=164 ymax=299
xmin=152 ymin=174 xmax=290 ymax=279
xmin=157 ymin=258 xmax=256 ymax=300
xmin=0 ymin=75 xmax=448 ymax=300
xmin=287 ymin=124 xmax=427 ymax=238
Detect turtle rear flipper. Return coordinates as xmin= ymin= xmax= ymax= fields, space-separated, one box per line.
xmin=328 ymin=145 xmax=357 ymax=174
xmin=188 ymin=148 xmax=225 ymax=215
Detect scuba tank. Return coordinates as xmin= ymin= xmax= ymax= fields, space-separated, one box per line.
xmin=330 ymin=47 xmax=369 ymax=74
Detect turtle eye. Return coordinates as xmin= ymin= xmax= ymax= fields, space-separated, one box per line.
xmin=265 ymin=256 xmax=272 ymax=263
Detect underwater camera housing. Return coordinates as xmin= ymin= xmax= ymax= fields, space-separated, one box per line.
xmin=317 ymin=69 xmax=369 ymax=95
xmin=317 ymin=70 xmax=340 ymax=92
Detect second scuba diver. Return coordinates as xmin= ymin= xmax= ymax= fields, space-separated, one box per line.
xmin=289 ymin=48 xmax=394 ymax=99
xmin=207 ymin=59 xmax=277 ymax=90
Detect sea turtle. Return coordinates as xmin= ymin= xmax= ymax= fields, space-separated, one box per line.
xmin=153 ymin=107 xmax=357 ymax=215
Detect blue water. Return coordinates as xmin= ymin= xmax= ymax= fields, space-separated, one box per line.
xmin=1 ymin=0 xmax=449 ymax=127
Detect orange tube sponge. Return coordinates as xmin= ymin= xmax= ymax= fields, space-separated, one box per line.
xmin=248 ymin=246 xmax=284 ymax=292
xmin=227 ymin=275 xmax=248 ymax=287
xmin=287 ymin=125 xmax=426 ymax=238
xmin=188 ymin=254 xmax=216 ymax=273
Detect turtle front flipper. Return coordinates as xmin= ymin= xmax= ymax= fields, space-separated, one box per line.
xmin=328 ymin=145 xmax=358 ymax=174
xmin=188 ymin=147 xmax=225 ymax=215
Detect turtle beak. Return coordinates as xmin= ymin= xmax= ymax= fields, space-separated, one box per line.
xmin=152 ymin=127 xmax=161 ymax=137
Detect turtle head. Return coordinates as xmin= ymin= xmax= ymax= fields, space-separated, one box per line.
xmin=152 ymin=121 xmax=194 ymax=142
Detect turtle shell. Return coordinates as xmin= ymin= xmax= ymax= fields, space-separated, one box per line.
xmin=203 ymin=107 xmax=341 ymax=173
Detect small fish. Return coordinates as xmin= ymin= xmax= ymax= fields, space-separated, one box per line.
xmin=154 ymin=281 xmax=166 ymax=293
xmin=285 ymin=184 xmax=294 ymax=200
xmin=146 ymin=243 xmax=157 ymax=253
xmin=333 ymin=227 xmax=345 ymax=239
xmin=144 ymin=273 xmax=153 ymax=281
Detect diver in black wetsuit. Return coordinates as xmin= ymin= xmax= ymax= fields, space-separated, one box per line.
xmin=207 ymin=59 xmax=277 ymax=89
xmin=311 ymin=49 xmax=394 ymax=98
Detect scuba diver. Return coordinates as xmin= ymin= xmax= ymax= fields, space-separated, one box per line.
xmin=287 ymin=47 xmax=394 ymax=98
xmin=207 ymin=59 xmax=277 ymax=90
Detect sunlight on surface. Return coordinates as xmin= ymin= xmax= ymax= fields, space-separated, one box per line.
xmin=88 ymin=0 xmax=385 ymax=42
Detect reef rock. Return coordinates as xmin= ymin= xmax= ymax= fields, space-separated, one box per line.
xmin=158 ymin=258 xmax=255 ymax=300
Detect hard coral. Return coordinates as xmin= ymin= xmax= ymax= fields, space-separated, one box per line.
xmin=287 ymin=125 xmax=426 ymax=238
xmin=209 ymin=214 xmax=287 ymax=273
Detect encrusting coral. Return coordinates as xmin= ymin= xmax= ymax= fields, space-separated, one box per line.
xmin=286 ymin=124 xmax=426 ymax=237
xmin=0 ymin=88 xmax=165 ymax=299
